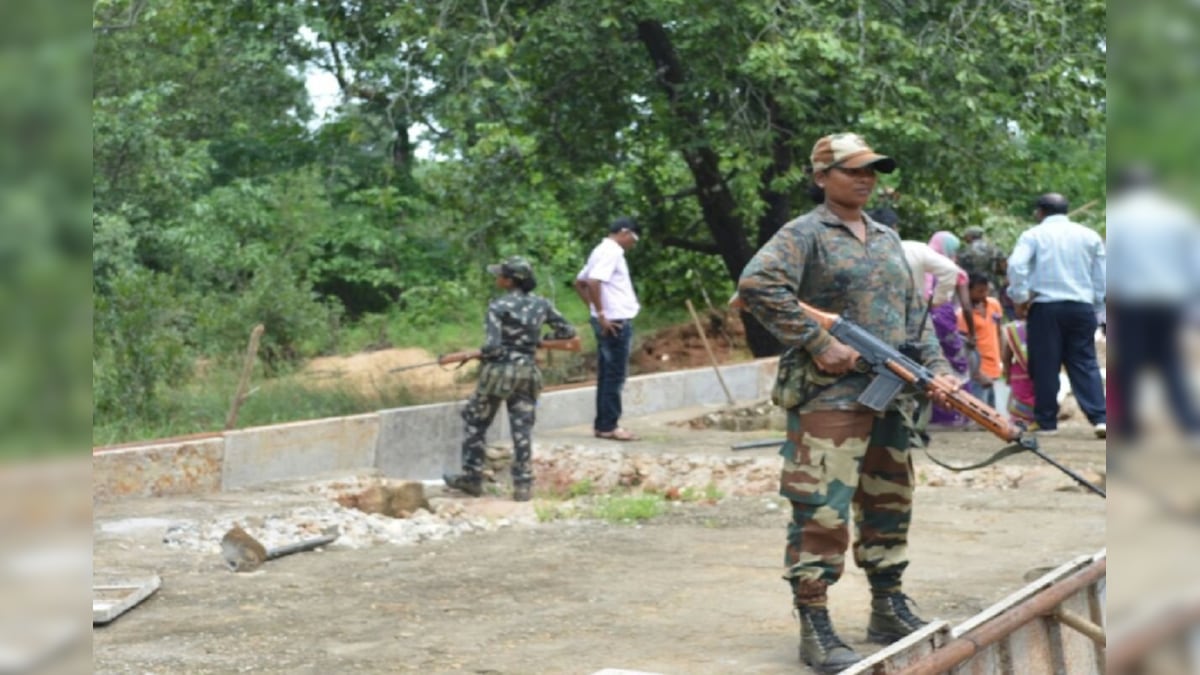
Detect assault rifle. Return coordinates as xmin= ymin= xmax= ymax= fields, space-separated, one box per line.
xmin=388 ymin=336 xmax=581 ymax=374
xmin=796 ymin=300 xmax=1105 ymax=498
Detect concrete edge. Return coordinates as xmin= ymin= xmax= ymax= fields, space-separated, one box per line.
xmin=93 ymin=358 xmax=779 ymax=500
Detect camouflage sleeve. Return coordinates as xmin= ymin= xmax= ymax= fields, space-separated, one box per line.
xmin=736 ymin=225 xmax=832 ymax=354
xmin=904 ymin=269 xmax=952 ymax=376
xmin=541 ymin=299 xmax=577 ymax=340
xmin=480 ymin=298 xmax=504 ymax=360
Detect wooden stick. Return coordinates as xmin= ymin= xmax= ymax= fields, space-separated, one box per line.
xmin=1068 ymin=199 xmax=1098 ymax=218
xmin=685 ymin=299 xmax=735 ymax=406
xmin=225 ymin=324 xmax=264 ymax=430
xmin=691 ymin=269 xmax=735 ymax=348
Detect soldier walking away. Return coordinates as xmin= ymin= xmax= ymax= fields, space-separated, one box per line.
xmin=958 ymin=226 xmax=1006 ymax=288
xmin=959 ymin=225 xmax=1014 ymax=321
xmin=1006 ymin=193 xmax=1107 ymax=438
xmin=738 ymin=132 xmax=960 ymax=674
xmin=443 ymin=257 xmax=577 ymax=501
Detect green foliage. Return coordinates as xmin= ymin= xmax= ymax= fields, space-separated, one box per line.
xmin=93 ymin=269 xmax=191 ymax=423
xmin=1108 ymin=0 xmax=1199 ymax=186
xmin=676 ymin=483 xmax=724 ymax=503
xmin=192 ymin=262 xmax=342 ymax=369
xmin=92 ymin=0 xmax=1108 ymax=440
xmin=92 ymin=362 xmax=422 ymax=447
xmin=568 ymin=479 xmax=595 ymax=498
xmin=589 ymin=494 xmax=666 ymax=523
xmin=534 ymin=501 xmax=565 ymax=523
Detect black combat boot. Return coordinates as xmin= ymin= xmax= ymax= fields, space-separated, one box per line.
xmin=443 ymin=472 xmax=483 ymax=497
xmin=867 ymin=592 xmax=928 ymax=644
xmin=798 ymin=606 xmax=863 ymax=674
xmin=512 ymin=483 xmax=532 ymax=502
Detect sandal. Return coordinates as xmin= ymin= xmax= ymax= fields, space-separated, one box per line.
xmin=595 ymin=428 xmax=639 ymax=441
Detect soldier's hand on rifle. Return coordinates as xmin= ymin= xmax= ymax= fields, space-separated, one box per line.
xmin=813 ymin=340 xmax=859 ymax=375
xmin=928 ymin=373 xmax=963 ymax=407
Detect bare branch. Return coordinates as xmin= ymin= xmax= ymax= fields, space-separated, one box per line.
xmin=94 ymin=0 xmax=149 ymax=33
xmin=662 ymin=236 xmax=721 ymax=255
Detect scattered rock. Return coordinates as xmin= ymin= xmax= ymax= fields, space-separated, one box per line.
xmin=335 ymin=480 xmax=431 ymax=518
xmin=675 ymin=400 xmax=785 ymax=432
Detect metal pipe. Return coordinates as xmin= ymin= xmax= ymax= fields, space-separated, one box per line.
xmin=1054 ymin=608 xmax=1105 ymax=646
xmin=731 ymin=438 xmax=785 ymax=451
xmin=897 ymin=557 xmax=1106 ymax=675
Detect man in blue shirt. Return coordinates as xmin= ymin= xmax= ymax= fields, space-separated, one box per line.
xmin=1106 ymin=165 xmax=1200 ymax=442
xmin=1007 ymin=193 xmax=1107 ymax=438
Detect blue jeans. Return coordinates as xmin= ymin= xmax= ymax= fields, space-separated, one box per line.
xmin=591 ymin=317 xmax=633 ymax=432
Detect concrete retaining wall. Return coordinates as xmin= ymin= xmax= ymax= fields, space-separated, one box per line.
xmin=93 ymin=438 xmax=225 ymax=500
xmin=222 ymin=414 xmax=381 ymax=490
xmin=92 ymin=359 xmax=779 ymax=500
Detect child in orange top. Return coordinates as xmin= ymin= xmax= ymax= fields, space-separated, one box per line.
xmin=957 ymin=273 xmax=1004 ymax=408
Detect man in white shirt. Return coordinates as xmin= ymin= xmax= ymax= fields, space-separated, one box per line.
xmin=1106 ymin=165 xmax=1200 ymax=441
xmin=574 ymin=217 xmax=642 ymax=441
xmin=1006 ymin=193 xmax=1107 ymax=438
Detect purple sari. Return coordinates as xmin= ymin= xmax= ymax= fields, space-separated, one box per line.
xmin=927 ymin=231 xmax=971 ymax=426
xmin=929 ymin=303 xmax=971 ymax=425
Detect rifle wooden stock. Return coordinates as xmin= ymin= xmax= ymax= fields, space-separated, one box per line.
xmin=436 ymin=349 xmax=483 ymax=366
xmin=539 ymin=335 xmax=582 ymax=352
xmin=433 ymin=336 xmax=580 ymax=367
xmin=793 ymin=299 xmax=1022 ymax=445
xmin=883 ymin=360 xmax=1019 ymax=442
xmin=766 ymin=300 xmax=1103 ymax=495
xmin=795 ymin=300 xmax=840 ymax=331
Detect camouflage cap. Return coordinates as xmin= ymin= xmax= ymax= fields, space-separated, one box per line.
xmin=962 ymin=226 xmax=986 ymax=241
xmin=487 ymin=255 xmax=535 ymax=283
xmin=810 ymin=132 xmax=897 ymax=174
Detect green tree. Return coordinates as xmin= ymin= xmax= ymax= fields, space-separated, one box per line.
xmin=306 ymin=0 xmax=1105 ymax=354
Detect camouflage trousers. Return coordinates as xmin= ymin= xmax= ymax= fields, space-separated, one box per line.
xmin=460 ymin=381 xmax=538 ymax=486
xmin=780 ymin=408 xmax=914 ymax=606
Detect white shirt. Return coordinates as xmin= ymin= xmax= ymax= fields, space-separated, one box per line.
xmin=901 ymin=240 xmax=964 ymax=307
xmin=1106 ymin=188 xmax=1200 ymax=304
xmin=1007 ymin=214 xmax=1105 ymax=310
xmin=577 ymin=238 xmax=640 ymax=320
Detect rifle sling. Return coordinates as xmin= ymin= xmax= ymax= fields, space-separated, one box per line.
xmin=921 ymin=441 xmax=1107 ymax=498
xmin=921 ymin=442 xmax=1029 ymax=472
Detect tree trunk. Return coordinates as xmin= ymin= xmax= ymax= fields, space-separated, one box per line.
xmin=637 ymin=20 xmax=783 ymax=356
xmin=755 ymin=95 xmax=796 ymax=248
xmin=741 ymin=311 xmax=784 ymax=358
xmin=636 ymin=20 xmax=753 ymax=280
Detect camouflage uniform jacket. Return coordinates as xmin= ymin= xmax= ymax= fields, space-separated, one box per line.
xmin=476 ymin=291 xmax=576 ymax=398
xmin=958 ymin=239 xmax=1005 ymax=285
xmin=738 ymin=204 xmax=951 ymax=412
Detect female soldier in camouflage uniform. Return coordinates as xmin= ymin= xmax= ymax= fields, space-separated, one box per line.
xmin=738 ymin=133 xmax=959 ymax=673
xmin=443 ymin=257 xmax=577 ymax=502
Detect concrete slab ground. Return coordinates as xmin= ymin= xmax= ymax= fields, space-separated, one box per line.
xmin=92 ymin=408 xmax=1106 ymax=674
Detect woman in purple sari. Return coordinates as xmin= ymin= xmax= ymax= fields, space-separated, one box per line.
xmin=924 ymin=232 xmax=973 ymax=426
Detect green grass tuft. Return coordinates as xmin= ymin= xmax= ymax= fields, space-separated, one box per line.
xmin=588 ymin=494 xmax=665 ymax=523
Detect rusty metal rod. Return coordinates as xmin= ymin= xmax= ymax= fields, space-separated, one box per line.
xmin=896 ymin=557 xmax=1107 ymax=675
xmin=1054 ymin=607 xmax=1105 ymax=646
xmin=1107 ymin=596 xmax=1200 ymax=671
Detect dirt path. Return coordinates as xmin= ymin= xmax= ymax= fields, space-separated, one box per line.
xmin=303 ymin=347 xmax=471 ymax=397
xmin=93 ymin=423 xmax=1105 ymax=675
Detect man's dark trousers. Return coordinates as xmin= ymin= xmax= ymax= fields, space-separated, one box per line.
xmin=590 ymin=317 xmax=633 ymax=432
xmin=1026 ymin=301 xmax=1107 ymax=430
xmin=1109 ymin=302 xmax=1200 ymax=438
